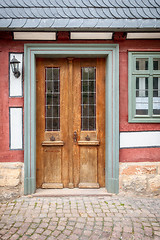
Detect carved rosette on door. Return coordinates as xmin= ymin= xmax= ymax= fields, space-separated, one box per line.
xmin=36 ymin=58 xmax=105 ymax=189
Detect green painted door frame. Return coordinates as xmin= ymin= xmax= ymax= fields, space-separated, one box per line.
xmin=24 ymin=44 xmax=119 ymax=194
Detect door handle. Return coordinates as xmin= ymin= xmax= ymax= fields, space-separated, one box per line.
xmin=73 ymin=131 xmax=78 ymax=142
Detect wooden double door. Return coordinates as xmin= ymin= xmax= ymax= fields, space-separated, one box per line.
xmin=36 ymin=58 xmax=105 ymax=188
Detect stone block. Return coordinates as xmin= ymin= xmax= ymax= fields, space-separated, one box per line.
xmin=121 ymin=175 xmax=147 ymax=193
xmin=157 ymin=163 xmax=160 ymax=174
xmin=148 ymin=175 xmax=160 ymax=193
xmin=0 ymin=162 xmax=24 ymax=201
xmin=121 ymin=165 xmax=157 ymax=175
xmin=0 ymin=168 xmax=21 ymax=187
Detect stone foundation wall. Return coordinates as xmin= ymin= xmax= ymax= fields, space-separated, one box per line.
xmin=0 ymin=162 xmax=160 ymax=200
xmin=119 ymin=162 xmax=160 ymax=196
xmin=0 ymin=162 xmax=24 ymax=201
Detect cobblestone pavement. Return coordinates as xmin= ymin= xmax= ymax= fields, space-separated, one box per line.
xmin=0 ymin=195 xmax=160 ymax=240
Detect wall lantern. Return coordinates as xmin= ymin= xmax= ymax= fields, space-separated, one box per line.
xmin=10 ymin=55 xmax=21 ymax=78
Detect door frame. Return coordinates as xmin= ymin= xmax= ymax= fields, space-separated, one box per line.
xmin=24 ymin=44 xmax=119 ymax=194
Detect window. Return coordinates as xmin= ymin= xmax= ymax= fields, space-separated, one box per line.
xmin=45 ymin=67 xmax=60 ymax=131
xmin=81 ymin=67 xmax=96 ymax=130
xmin=128 ymin=52 xmax=160 ymax=122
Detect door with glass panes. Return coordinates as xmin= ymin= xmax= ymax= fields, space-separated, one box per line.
xmin=36 ymin=58 xmax=105 ymax=188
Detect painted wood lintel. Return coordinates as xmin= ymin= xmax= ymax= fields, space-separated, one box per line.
xmin=78 ymin=140 xmax=100 ymax=146
xmin=42 ymin=141 xmax=64 ymax=146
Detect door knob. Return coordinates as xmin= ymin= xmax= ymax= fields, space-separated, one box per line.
xmin=73 ymin=131 xmax=78 ymax=142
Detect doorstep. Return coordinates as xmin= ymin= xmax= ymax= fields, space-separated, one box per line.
xmin=32 ymin=188 xmax=112 ymax=197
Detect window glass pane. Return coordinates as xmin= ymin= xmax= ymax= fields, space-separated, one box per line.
xmin=136 ymin=77 xmax=148 ymax=115
xmin=81 ymin=67 xmax=96 ymax=130
xmin=153 ymin=77 xmax=160 ymax=115
xmin=45 ymin=67 xmax=60 ymax=131
xmin=46 ymin=68 xmax=52 ymax=80
xmin=82 ymin=81 xmax=89 ymax=92
xmin=153 ymin=58 xmax=160 ymax=70
xmin=136 ymin=58 xmax=148 ymax=70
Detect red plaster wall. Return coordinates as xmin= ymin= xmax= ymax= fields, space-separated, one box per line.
xmin=0 ymin=32 xmax=160 ymax=163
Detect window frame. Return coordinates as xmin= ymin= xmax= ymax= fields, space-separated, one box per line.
xmin=128 ymin=52 xmax=160 ymax=123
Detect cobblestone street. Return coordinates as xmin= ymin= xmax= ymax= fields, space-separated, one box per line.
xmin=0 ymin=195 xmax=160 ymax=240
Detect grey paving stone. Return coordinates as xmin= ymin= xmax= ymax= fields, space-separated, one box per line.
xmin=0 ymin=196 xmax=160 ymax=240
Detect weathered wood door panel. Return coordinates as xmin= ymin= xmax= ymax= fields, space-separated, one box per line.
xmin=36 ymin=58 xmax=105 ymax=188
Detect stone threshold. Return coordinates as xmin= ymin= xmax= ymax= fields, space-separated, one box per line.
xmin=32 ymin=188 xmax=112 ymax=197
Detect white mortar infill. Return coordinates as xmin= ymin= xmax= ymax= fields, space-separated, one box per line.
xmin=120 ymin=131 xmax=160 ymax=148
xmin=10 ymin=53 xmax=23 ymax=97
xmin=10 ymin=108 xmax=23 ymax=150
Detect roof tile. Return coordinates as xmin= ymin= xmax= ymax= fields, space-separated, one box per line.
xmin=37 ymin=19 xmax=55 ymax=28
xmin=24 ymin=8 xmax=36 ymax=18
xmin=115 ymin=0 xmax=127 ymax=8
xmin=101 ymin=0 xmax=114 ymax=8
xmin=129 ymin=8 xmax=142 ymax=18
xmin=0 ymin=0 xmax=159 ymax=30
xmin=136 ymin=8 xmax=150 ymax=18
xmin=140 ymin=19 xmax=156 ymax=27
xmin=43 ymin=8 xmax=54 ymax=18
xmin=155 ymin=0 xmax=160 ymax=7
xmin=51 ymin=19 xmax=69 ymax=28
xmin=66 ymin=19 xmax=83 ymax=27
xmin=22 ymin=0 xmax=36 ymax=7
xmin=0 ymin=9 xmax=9 ymax=18
xmin=16 ymin=0 xmax=28 ymax=7
xmin=15 ymin=8 xmax=29 ymax=18
xmin=92 ymin=0 xmax=102 ymax=7
xmin=150 ymin=8 xmax=160 ymax=18
xmin=0 ymin=1 xmax=9 ymax=7
xmin=148 ymin=0 xmax=159 ymax=7
xmin=144 ymin=8 xmax=158 ymax=18
xmin=108 ymin=0 xmax=120 ymax=8
xmin=3 ymin=0 xmax=14 ymax=7
xmin=95 ymin=8 xmax=108 ymax=18
xmin=63 ymin=8 xmax=74 ymax=18
xmin=60 ymin=0 xmax=74 ymax=8
xmin=110 ymin=19 xmax=126 ymax=27
xmin=109 ymin=8 xmax=122 ymax=18
xmin=43 ymin=0 xmax=54 ymax=7
xmin=36 ymin=8 xmax=49 ymax=18
xmin=0 ymin=19 xmax=12 ymax=27
xmin=82 ymin=8 xmax=94 ymax=18
xmin=117 ymin=8 xmax=132 ymax=18
xmin=141 ymin=0 xmax=154 ymax=7
xmin=5 ymin=8 xmax=18 ymax=18
xmin=8 ymin=19 xmax=26 ymax=28
xmin=89 ymin=8 xmax=101 ymax=18
xmin=102 ymin=9 xmax=114 ymax=18
xmin=54 ymin=0 xmax=67 ymax=8
xmin=49 ymin=8 xmax=63 ymax=18
xmin=69 ymin=8 xmax=81 ymax=18
xmin=81 ymin=19 xmax=98 ymax=27
xmin=81 ymin=0 xmax=93 ymax=7
xmin=56 ymin=8 xmax=68 ymax=18
xmin=156 ymin=19 xmax=160 ymax=27
xmin=157 ymin=7 xmax=160 ymax=16
xmin=23 ymin=19 xmax=41 ymax=28
xmin=124 ymin=19 xmax=141 ymax=28
xmin=94 ymin=0 xmax=106 ymax=7
xmin=74 ymin=0 xmax=86 ymax=8
xmin=123 ymin=0 xmax=136 ymax=7
xmin=30 ymin=8 xmax=43 ymax=18
xmin=75 ymin=8 xmax=87 ymax=18
xmin=95 ymin=19 xmax=113 ymax=28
